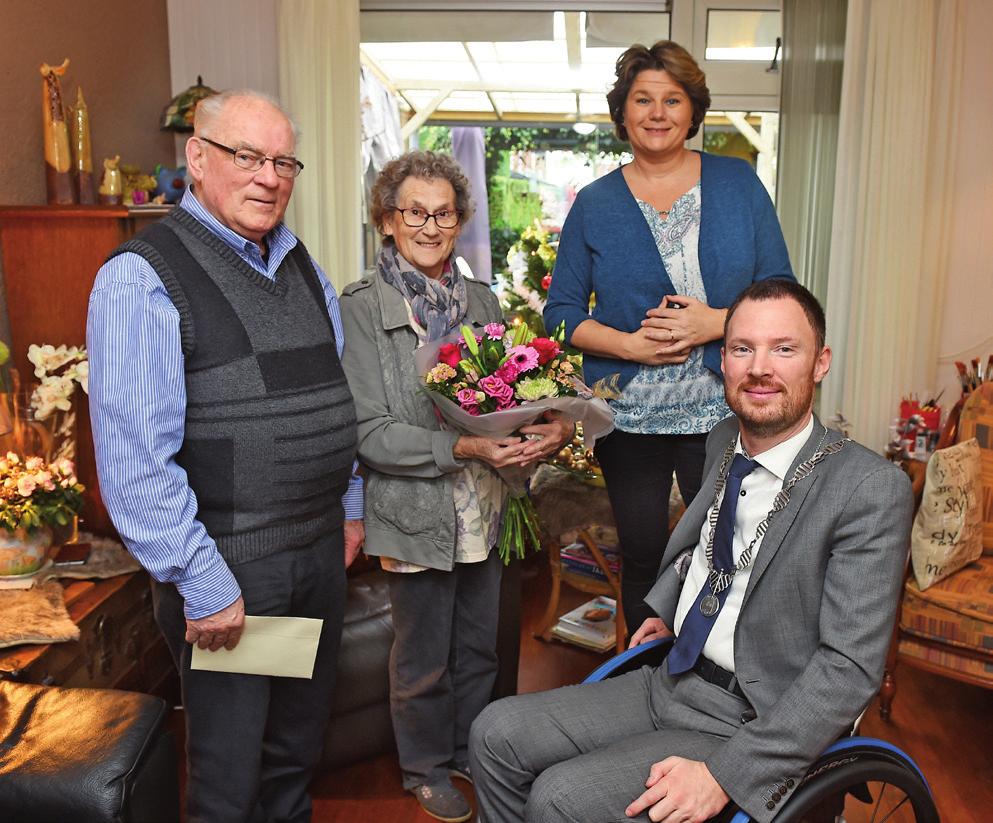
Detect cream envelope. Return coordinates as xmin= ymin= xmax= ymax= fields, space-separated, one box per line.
xmin=191 ymin=615 xmax=324 ymax=679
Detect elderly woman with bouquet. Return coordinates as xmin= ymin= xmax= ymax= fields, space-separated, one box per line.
xmin=340 ymin=151 xmax=573 ymax=822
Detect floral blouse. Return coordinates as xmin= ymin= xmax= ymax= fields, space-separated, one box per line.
xmin=609 ymin=183 xmax=731 ymax=435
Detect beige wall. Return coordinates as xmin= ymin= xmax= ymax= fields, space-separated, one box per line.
xmin=933 ymin=0 xmax=993 ymax=410
xmin=0 ymin=0 xmax=175 ymax=205
xmin=0 ymin=0 xmax=174 ymax=345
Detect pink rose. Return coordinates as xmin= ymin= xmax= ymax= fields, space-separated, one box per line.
xmin=438 ymin=343 xmax=463 ymax=368
xmin=478 ymin=375 xmax=514 ymax=403
xmin=460 ymin=403 xmax=481 ymax=416
xmin=495 ymin=361 xmax=520 ymax=384
xmin=497 ymin=397 xmax=518 ymax=410
xmin=455 ymin=388 xmax=479 ymax=406
xmin=16 ymin=476 xmax=37 ymax=497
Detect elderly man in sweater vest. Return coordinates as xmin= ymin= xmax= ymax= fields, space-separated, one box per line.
xmin=88 ymin=90 xmax=363 ymax=823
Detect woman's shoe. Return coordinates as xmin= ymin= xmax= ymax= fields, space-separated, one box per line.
xmin=412 ymin=780 xmax=472 ymax=823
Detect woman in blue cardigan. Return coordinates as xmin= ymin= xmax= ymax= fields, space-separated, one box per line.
xmin=544 ymin=41 xmax=794 ymax=633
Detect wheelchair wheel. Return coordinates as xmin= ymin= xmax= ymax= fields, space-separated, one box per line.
xmin=775 ymin=746 xmax=939 ymax=823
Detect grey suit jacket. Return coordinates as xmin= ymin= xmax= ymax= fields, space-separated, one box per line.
xmin=644 ymin=415 xmax=912 ymax=822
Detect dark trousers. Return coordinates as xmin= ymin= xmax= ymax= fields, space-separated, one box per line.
xmin=595 ymin=430 xmax=707 ymax=633
xmin=153 ymin=531 xmax=346 ymax=823
xmin=386 ymin=549 xmax=503 ymax=789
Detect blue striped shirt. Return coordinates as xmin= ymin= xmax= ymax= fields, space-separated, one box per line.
xmin=87 ymin=188 xmax=363 ymax=619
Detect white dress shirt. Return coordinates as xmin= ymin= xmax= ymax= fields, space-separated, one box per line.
xmin=673 ymin=416 xmax=815 ymax=672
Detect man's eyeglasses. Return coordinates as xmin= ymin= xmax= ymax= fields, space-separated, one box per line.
xmin=199 ymin=136 xmax=304 ymax=179
xmin=395 ymin=207 xmax=462 ymax=229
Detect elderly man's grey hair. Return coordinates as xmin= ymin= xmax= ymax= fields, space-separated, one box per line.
xmin=194 ymin=89 xmax=302 ymax=143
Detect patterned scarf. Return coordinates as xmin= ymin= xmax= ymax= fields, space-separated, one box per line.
xmin=378 ymin=244 xmax=469 ymax=342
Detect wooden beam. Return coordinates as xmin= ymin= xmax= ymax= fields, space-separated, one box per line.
xmin=462 ymin=42 xmax=501 ymax=118
xmin=401 ymin=86 xmax=456 ymax=138
xmin=725 ymin=111 xmax=772 ymax=155
xmin=359 ymin=50 xmax=416 ymax=112
xmin=564 ymin=11 xmax=582 ymax=71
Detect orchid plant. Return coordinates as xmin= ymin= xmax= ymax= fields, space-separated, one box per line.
xmin=27 ymin=344 xmax=89 ymax=421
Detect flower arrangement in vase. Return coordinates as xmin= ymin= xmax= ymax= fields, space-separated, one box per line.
xmin=0 ymin=453 xmax=84 ymax=576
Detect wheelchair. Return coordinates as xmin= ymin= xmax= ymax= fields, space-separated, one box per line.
xmin=583 ymin=639 xmax=939 ymax=823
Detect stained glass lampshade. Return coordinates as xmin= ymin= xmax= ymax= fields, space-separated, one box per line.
xmin=160 ymin=76 xmax=217 ymax=132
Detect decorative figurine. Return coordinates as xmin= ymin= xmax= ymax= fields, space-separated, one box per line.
xmin=154 ymin=164 xmax=187 ymax=203
xmin=98 ymin=155 xmax=122 ymax=205
xmin=70 ymin=86 xmax=95 ymax=204
xmin=40 ymin=59 xmax=75 ymax=204
xmin=121 ymin=164 xmax=157 ymax=206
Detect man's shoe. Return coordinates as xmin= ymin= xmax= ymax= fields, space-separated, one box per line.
xmin=449 ymin=763 xmax=472 ymax=784
xmin=412 ymin=780 xmax=472 ymax=823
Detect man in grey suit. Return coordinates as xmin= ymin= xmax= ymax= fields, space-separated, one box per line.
xmin=469 ymin=279 xmax=912 ymax=823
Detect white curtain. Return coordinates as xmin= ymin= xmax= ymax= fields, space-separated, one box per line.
xmin=776 ymin=0 xmax=847 ymax=304
xmin=821 ymin=0 xmax=964 ymax=451
xmin=278 ymin=0 xmax=363 ymax=291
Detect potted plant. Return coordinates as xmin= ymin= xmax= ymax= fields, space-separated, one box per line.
xmin=0 ymin=453 xmax=84 ymax=576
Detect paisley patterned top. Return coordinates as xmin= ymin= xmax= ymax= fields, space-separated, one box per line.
xmin=609 ymin=183 xmax=731 ymax=434
xmin=380 ymin=306 xmax=503 ymax=573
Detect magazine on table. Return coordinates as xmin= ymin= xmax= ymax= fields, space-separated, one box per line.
xmin=551 ymin=596 xmax=617 ymax=652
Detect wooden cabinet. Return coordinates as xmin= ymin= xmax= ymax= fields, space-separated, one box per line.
xmin=0 ymin=573 xmax=177 ymax=699
xmin=0 ymin=205 xmax=169 ymax=536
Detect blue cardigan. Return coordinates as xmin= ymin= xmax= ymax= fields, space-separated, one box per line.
xmin=544 ymin=152 xmax=794 ymax=390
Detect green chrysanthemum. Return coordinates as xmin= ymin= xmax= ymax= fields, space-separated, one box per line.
xmin=515 ymin=377 xmax=559 ymax=401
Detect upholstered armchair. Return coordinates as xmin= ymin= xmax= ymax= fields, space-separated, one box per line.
xmin=880 ymin=383 xmax=993 ymax=718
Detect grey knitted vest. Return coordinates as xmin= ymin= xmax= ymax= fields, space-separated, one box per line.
xmin=110 ymin=207 xmax=357 ymax=565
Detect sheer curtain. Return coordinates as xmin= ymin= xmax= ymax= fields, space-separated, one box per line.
xmin=821 ymin=0 xmax=963 ymax=450
xmin=278 ymin=0 xmax=363 ymax=291
xmin=776 ymin=0 xmax=847 ymax=304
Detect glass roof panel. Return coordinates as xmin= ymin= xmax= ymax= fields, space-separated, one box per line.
xmin=490 ymin=92 xmax=578 ymax=114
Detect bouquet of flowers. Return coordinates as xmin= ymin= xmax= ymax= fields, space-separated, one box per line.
xmin=417 ymin=321 xmax=614 ymax=563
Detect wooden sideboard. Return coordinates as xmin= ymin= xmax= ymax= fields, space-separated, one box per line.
xmin=0 ymin=205 xmax=170 ymax=535
xmin=0 ymin=572 xmax=177 ymax=699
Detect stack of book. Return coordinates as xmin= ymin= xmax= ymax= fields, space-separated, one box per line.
xmin=560 ymin=540 xmax=621 ymax=582
xmin=551 ymin=595 xmax=617 ymax=652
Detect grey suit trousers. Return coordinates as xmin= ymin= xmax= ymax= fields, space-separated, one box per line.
xmin=469 ymin=661 xmax=749 ymax=822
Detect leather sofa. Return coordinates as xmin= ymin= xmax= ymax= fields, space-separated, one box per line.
xmin=322 ymin=566 xmax=395 ymax=770
xmin=321 ymin=559 xmax=521 ymax=771
xmin=0 ymin=680 xmax=179 ymax=823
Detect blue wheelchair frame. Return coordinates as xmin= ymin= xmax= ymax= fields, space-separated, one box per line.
xmin=583 ymin=638 xmax=937 ymax=822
